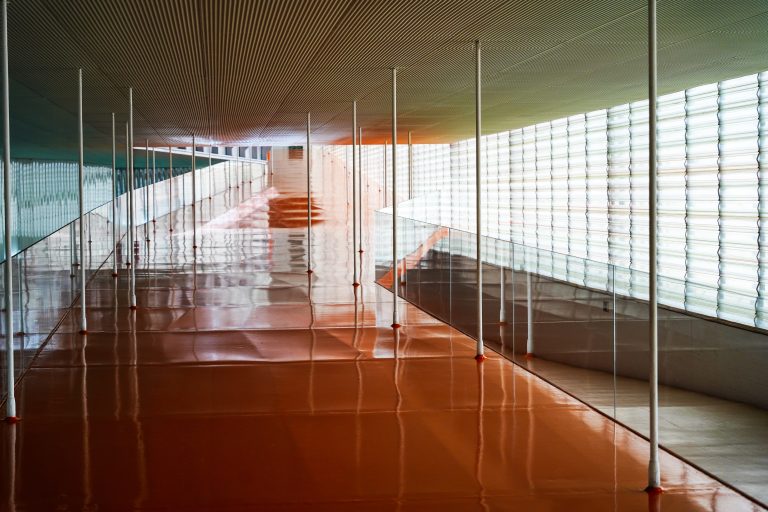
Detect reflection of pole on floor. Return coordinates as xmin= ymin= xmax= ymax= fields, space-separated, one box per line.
xmin=647 ymin=0 xmax=661 ymax=494
xmin=111 ymin=113 xmax=118 ymax=278
xmin=391 ymin=68 xmax=400 ymax=329
xmin=526 ymin=271 xmax=533 ymax=356
xmin=475 ymin=40 xmax=485 ymax=361
xmin=2 ymin=0 xmax=18 ymax=421
xmin=77 ymin=68 xmax=87 ymax=335
xmin=128 ymin=88 xmax=137 ymax=310
xmin=306 ymin=113 xmax=313 ymax=274
xmin=352 ymin=101 xmax=359 ymax=287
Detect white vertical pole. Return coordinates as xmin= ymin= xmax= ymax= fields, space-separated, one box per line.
xmin=475 ymin=40 xmax=485 ymax=360
xmin=152 ymin=148 xmax=156 ymax=223
xmin=647 ymin=0 xmax=661 ymax=493
xmin=307 ymin=113 xmax=312 ymax=274
xmin=208 ymin=147 xmax=212 ymax=199
xmin=111 ymin=113 xmax=118 ymax=277
xmin=384 ymin=141 xmax=388 ymax=207
xmin=408 ymin=131 xmax=412 ymax=200
xmin=526 ymin=271 xmax=534 ymax=355
xmin=499 ymin=266 xmax=506 ymax=323
xmin=358 ymin=126 xmax=363 ymax=254
xmin=168 ymin=146 xmax=173 ymax=231
xmin=352 ymin=101 xmax=359 ymax=287
xmin=144 ymin=140 xmax=149 ymax=242
xmin=77 ymin=69 xmax=87 ymax=335
xmin=2 ymin=0 xmax=17 ymax=421
xmin=124 ymin=123 xmax=129 ymax=255
xmin=391 ymin=68 xmax=400 ymax=329
xmin=192 ymin=136 xmax=197 ymax=250
xmin=128 ymin=88 xmax=136 ymax=310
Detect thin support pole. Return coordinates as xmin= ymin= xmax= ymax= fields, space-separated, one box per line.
xmin=111 ymin=113 xmax=118 ymax=277
xmin=152 ymin=148 xmax=156 ymax=223
xmin=208 ymin=147 xmax=212 ymax=199
xmin=526 ymin=271 xmax=534 ymax=355
xmin=306 ymin=113 xmax=312 ymax=274
xmin=2 ymin=0 xmax=17 ymax=421
xmin=647 ymin=0 xmax=662 ymax=493
xmin=358 ymin=126 xmax=363 ymax=254
xmin=499 ymin=266 xmax=506 ymax=324
xmin=352 ymin=101 xmax=359 ymax=287
xmin=192 ymin=136 xmax=197 ymax=250
xmin=124 ymin=123 xmax=129 ymax=259
xmin=408 ymin=130 xmax=413 ymax=200
xmin=475 ymin=40 xmax=484 ymax=360
xmin=391 ymin=68 xmax=400 ymax=329
xmin=128 ymin=88 xmax=136 ymax=309
xmin=77 ymin=69 xmax=87 ymax=335
xmin=168 ymin=147 xmax=173 ymax=232
xmin=384 ymin=141 xmax=388 ymax=207
xmin=144 ymin=140 xmax=149 ymax=242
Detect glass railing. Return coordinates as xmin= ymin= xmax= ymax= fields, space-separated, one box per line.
xmin=375 ymin=208 xmax=768 ymax=505
xmin=0 ymin=160 xmax=268 ymax=407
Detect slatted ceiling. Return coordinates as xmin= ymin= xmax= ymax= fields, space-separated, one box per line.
xmin=2 ymin=0 xmax=766 ymax=156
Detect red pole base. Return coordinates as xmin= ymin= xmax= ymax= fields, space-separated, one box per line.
xmin=498 ymin=321 xmax=508 ymax=326
xmin=644 ymin=485 xmax=664 ymax=495
xmin=306 ymin=269 xmax=313 ymax=274
xmin=352 ymin=282 xmax=360 ymax=288
xmin=475 ymin=354 xmax=487 ymax=362
xmin=524 ymin=353 xmax=535 ymax=359
xmin=79 ymin=329 xmax=88 ymax=335
xmin=4 ymin=416 xmax=20 ymax=424
xmin=129 ymin=305 xmax=138 ymax=311
xmin=391 ymin=323 xmax=401 ymax=329
xmin=169 ymin=229 xmax=174 ymax=232
xmin=111 ymin=273 xmax=119 ymax=278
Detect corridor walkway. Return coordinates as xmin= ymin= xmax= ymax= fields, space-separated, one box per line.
xmin=0 ymin=148 xmax=762 ymax=511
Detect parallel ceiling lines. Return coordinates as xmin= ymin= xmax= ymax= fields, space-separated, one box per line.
xmin=4 ymin=0 xmax=768 ymax=163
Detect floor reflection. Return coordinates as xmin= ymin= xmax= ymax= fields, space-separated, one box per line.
xmin=0 ymin=148 xmax=762 ymax=511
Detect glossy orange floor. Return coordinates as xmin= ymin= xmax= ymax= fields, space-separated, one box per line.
xmin=0 ymin=149 xmax=763 ymax=511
